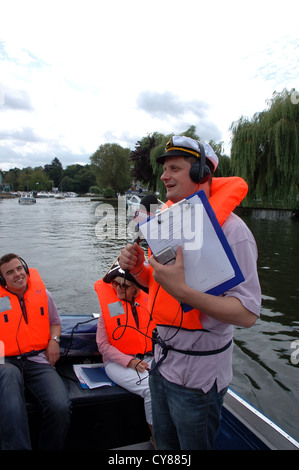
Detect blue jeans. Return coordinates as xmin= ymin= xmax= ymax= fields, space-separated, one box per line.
xmin=0 ymin=357 xmax=71 ymax=450
xmin=149 ymin=364 xmax=227 ymax=450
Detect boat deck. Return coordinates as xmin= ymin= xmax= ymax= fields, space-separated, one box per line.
xmin=7 ymin=314 xmax=298 ymax=451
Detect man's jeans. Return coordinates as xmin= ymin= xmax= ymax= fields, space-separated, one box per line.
xmin=149 ymin=364 xmax=227 ymax=450
xmin=0 ymin=357 xmax=71 ymax=450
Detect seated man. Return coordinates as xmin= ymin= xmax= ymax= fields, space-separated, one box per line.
xmin=0 ymin=253 xmax=71 ymax=450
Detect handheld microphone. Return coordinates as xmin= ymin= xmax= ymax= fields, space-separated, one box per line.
xmin=124 ymin=194 xmax=158 ymax=279
xmin=132 ymin=194 xmax=159 ymax=244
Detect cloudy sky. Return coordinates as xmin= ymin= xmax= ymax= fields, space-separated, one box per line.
xmin=0 ymin=0 xmax=298 ymax=171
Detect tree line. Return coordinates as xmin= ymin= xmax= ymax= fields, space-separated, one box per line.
xmin=2 ymin=89 xmax=298 ymax=209
xmin=2 ymin=159 xmax=97 ymax=195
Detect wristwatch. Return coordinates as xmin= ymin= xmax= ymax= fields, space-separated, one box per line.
xmin=51 ymin=336 xmax=60 ymax=343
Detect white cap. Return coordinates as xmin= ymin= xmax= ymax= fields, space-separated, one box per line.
xmin=157 ymin=135 xmax=218 ymax=172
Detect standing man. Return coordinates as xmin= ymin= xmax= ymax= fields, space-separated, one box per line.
xmin=119 ymin=136 xmax=261 ymax=449
xmin=0 ymin=253 xmax=71 ymax=450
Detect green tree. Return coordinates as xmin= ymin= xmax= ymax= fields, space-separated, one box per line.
xmin=211 ymin=141 xmax=231 ymax=177
xmin=16 ymin=167 xmax=52 ymax=191
xmin=214 ymin=154 xmax=231 ymax=177
xmin=73 ymin=166 xmax=97 ymax=193
xmin=3 ymin=167 xmax=20 ymax=191
xmin=44 ymin=157 xmax=63 ymax=187
xmin=29 ymin=168 xmax=52 ymax=191
xmin=60 ymin=175 xmax=73 ymax=192
xmin=230 ymin=89 xmax=299 ymax=209
xmin=16 ymin=167 xmax=33 ymax=191
xmin=90 ymin=143 xmax=131 ymax=195
xmin=63 ymin=164 xmax=84 ymax=180
xmin=130 ymin=132 xmax=165 ymax=193
xmin=60 ymin=164 xmax=97 ymax=193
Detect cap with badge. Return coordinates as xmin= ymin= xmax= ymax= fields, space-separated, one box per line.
xmin=156 ymin=135 xmax=218 ymax=172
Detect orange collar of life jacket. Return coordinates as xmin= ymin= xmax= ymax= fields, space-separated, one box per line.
xmin=162 ymin=176 xmax=248 ymax=226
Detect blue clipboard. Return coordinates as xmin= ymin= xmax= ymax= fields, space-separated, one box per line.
xmin=139 ymin=190 xmax=244 ymax=312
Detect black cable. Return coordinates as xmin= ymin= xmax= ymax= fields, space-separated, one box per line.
xmin=61 ymin=317 xmax=97 ymax=358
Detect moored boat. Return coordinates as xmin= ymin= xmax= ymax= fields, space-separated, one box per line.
xmin=36 ymin=191 xmax=51 ymax=198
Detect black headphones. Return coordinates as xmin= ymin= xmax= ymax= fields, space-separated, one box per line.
xmin=0 ymin=257 xmax=29 ymax=287
xmin=189 ymin=142 xmax=211 ymax=184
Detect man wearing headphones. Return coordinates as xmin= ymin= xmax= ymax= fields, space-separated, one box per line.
xmin=119 ymin=136 xmax=261 ymax=449
xmin=0 ymin=253 xmax=71 ymax=450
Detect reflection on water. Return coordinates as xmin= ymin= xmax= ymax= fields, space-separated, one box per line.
xmin=0 ymin=197 xmax=299 ymax=441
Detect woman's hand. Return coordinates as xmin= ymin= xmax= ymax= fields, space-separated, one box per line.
xmin=128 ymin=358 xmax=150 ymax=373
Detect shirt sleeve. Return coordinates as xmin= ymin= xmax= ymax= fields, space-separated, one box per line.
xmin=46 ymin=289 xmax=61 ymax=325
xmin=222 ymin=213 xmax=262 ymax=316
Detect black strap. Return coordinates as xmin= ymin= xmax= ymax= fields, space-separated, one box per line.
xmin=151 ymin=338 xmax=233 ymax=373
xmin=131 ymin=302 xmax=139 ymax=329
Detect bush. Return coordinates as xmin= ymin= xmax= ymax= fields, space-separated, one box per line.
xmin=103 ymin=187 xmax=114 ymax=198
xmin=89 ymin=186 xmax=102 ymax=194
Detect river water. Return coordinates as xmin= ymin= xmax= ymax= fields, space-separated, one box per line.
xmin=0 ymin=196 xmax=298 ymax=442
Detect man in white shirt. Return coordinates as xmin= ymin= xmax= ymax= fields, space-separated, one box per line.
xmin=119 ymin=136 xmax=261 ymax=449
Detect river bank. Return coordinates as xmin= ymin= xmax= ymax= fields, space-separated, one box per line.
xmin=3 ymin=192 xmax=298 ymax=218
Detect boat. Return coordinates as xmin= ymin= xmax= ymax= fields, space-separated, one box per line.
xmin=126 ymin=194 xmax=142 ymax=215
xmin=126 ymin=194 xmax=164 ymax=217
xmin=22 ymin=314 xmax=299 ymax=451
xmin=18 ymin=194 xmax=36 ymax=205
xmin=36 ymin=191 xmax=51 ymax=198
xmin=54 ymin=193 xmax=65 ymax=199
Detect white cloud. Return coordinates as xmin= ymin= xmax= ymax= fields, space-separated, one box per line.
xmin=0 ymin=0 xmax=298 ymax=170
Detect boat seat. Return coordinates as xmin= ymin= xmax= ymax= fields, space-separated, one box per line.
xmin=24 ymin=315 xmax=150 ymax=449
xmin=56 ymin=361 xmax=144 ymax=406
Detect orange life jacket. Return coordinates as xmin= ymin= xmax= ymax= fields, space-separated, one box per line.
xmin=94 ymin=279 xmax=156 ymax=355
xmin=0 ymin=268 xmax=50 ymax=357
xmin=148 ymin=176 xmax=248 ymax=330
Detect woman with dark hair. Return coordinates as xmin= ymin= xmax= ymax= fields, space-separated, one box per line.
xmin=94 ymin=261 xmax=156 ymax=445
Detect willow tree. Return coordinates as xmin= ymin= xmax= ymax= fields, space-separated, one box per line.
xmin=90 ymin=143 xmax=131 ymax=196
xmin=230 ymin=89 xmax=299 ymax=209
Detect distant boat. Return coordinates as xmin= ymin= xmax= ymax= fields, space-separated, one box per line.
xmin=36 ymin=191 xmax=50 ymax=198
xmin=126 ymin=193 xmax=163 ymax=216
xmin=126 ymin=194 xmax=142 ymax=215
xmin=54 ymin=193 xmax=65 ymax=199
xmin=18 ymin=194 xmax=36 ymax=205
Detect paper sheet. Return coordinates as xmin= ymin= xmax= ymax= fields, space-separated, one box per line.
xmin=139 ymin=190 xmax=244 ymax=307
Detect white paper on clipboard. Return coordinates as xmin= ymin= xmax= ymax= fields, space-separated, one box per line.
xmin=138 ymin=190 xmax=244 ymax=307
